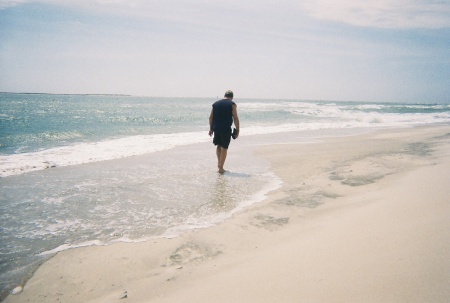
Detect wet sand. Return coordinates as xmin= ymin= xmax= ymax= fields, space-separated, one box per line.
xmin=4 ymin=125 xmax=450 ymax=303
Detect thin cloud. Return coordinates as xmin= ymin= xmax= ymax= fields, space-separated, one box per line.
xmin=0 ymin=0 xmax=26 ymax=9
xmin=5 ymin=0 xmax=450 ymax=30
xmin=300 ymin=0 xmax=450 ymax=29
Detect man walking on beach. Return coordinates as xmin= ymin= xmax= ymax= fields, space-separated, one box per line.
xmin=209 ymin=90 xmax=240 ymax=174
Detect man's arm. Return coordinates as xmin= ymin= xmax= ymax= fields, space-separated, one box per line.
xmin=232 ymin=104 xmax=240 ymax=139
xmin=209 ymin=109 xmax=214 ymax=136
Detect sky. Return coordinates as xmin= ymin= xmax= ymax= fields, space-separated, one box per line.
xmin=0 ymin=0 xmax=449 ymax=102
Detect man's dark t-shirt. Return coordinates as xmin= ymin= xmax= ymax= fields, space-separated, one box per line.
xmin=211 ymin=99 xmax=235 ymax=132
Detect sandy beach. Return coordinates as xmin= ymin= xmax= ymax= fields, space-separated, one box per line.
xmin=4 ymin=125 xmax=450 ymax=303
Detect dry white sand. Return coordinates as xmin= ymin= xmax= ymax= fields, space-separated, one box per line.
xmin=4 ymin=125 xmax=450 ymax=303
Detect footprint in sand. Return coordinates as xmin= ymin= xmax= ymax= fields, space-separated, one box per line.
xmin=168 ymin=242 xmax=222 ymax=266
xmin=251 ymin=214 xmax=289 ymax=231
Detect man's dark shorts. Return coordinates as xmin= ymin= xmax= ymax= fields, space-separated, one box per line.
xmin=213 ymin=129 xmax=232 ymax=149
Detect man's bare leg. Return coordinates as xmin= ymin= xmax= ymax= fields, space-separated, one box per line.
xmin=216 ymin=146 xmax=228 ymax=174
xmin=216 ymin=145 xmax=221 ymax=168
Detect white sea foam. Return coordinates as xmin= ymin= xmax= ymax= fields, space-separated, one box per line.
xmin=2 ymin=108 xmax=449 ymax=178
xmin=0 ymin=131 xmax=209 ymax=177
xmin=39 ymin=240 xmax=106 ymax=256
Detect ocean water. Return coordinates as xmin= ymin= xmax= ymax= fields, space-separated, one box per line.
xmin=1 ymin=92 xmax=449 ymax=298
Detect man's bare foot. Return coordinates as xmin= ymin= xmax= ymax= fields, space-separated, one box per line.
xmin=218 ymin=168 xmax=226 ymax=174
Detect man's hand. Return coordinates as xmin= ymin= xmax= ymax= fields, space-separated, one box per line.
xmin=209 ymin=130 xmax=213 ymax=137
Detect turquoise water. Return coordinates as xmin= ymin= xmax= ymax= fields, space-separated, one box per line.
xmin=1 ymin=93 xmax=449 ymax=299
xmin=2 ymin=93 xmax=449 ymax=157
xmin=1 ymin=93 xmax=449 ymax=177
